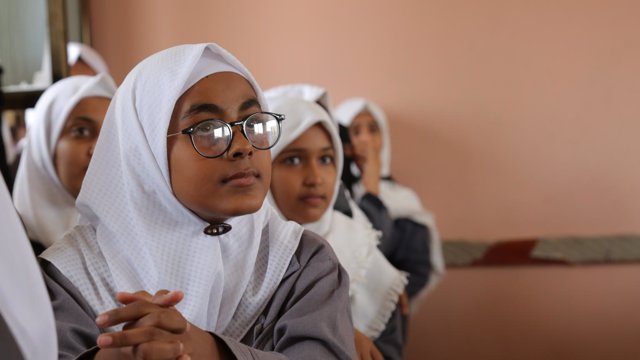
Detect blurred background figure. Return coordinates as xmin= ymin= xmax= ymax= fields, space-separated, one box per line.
xmin=268 ymin=96 xmax=408 ymax=360
xmin=265 ymin=84 xmax=396 ymax=241
xmin=336 ymin=98 xmax=446 ymax=302
xmin=12 ymin=74 xmax=116 ymax=253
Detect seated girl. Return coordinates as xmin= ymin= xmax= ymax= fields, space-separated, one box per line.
xmin=40 ymin=43 xmax=355 ymax=360
xmin=335 ymin=98 xmax=446 ymax=300
xmin=13 ymin=74 xmax=116 ymax=253
xmin=268 ymin=96 xmax=408 ymax=360
xmin=264 ymin=83 xmax=395 ymax=242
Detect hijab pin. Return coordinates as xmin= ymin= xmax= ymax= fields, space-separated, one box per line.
xmin=204 ymin=223 xmax=232 ymax=236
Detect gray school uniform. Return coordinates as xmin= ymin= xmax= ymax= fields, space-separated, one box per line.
xmin=41 ymin=231 xmax=357 ymax=360
xmin=0 ymin=312 xmax=24 ymax=360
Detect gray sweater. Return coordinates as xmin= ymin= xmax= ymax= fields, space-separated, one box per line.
xmin=41 ymin=231 xmax=357 ymax=360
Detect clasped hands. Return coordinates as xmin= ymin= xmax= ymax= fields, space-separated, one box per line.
xmin=94 ymin=290 xmax=224 ymax=360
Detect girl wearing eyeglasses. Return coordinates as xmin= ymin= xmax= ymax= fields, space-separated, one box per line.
xmin=268 ymin=97 xmax=408 ymax=360
xmin=40 ymin=43 xmax=355 ymax=360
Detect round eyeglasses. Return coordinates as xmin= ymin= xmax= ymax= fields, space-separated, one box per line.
xmin=167 ymin=112 xmax=285 ymax=158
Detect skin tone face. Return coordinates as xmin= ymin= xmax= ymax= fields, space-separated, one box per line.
xmin=53 ymin=96 xmax=110 ymax=198
xmin=271 ymin=124 xmax=337 ymax=224
xmin=69 ymin=59 xmax=97 ymax=76
xmin=348 ymin=111 xmax=383 ymax=171
xmin=167 ymin=72 xmax=271 ymax=224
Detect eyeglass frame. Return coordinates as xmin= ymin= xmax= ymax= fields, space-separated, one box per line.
xmin=167 ymin=111 xmax=285 ymax=158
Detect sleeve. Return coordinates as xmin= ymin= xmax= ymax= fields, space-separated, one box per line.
xmin=213 ymin=234 xmax=357 ymax=360
xmin=40 ymin=260 xmax=101 ymax=360
xmin=390 ymin=219 xmax=432 ymax=299
xmin=332 ymin=183 xmax=354 ymax=218
xmin=372 ymin=307 xmax=404 ymax=360
xmin=0 ymin=312 xmax=24 ymax=360
xmin=357 ymin=193 xmax=394 ymax=255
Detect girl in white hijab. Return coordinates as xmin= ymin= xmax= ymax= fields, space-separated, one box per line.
xmin=268 ymin=97 xmax=407 ymax=360
xmin=265 ymin=84 xmax=396 ymax=245
xmin=12 ymin=74 xmax=116 ymax=250
xmin=0 ymin=177 xmax=57 ymax=360
xmin=335 ymin=98 xmax=446 ymax=300
xmin=40 ymin=43 xmax=355 ymax=360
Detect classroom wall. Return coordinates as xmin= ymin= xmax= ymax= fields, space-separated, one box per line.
xmin=89 ymin=1 xmax=640 ymax=358
xmin=90 ymin=0 xmax=640 ymax=241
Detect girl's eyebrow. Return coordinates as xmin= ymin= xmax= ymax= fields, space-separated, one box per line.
xmin=181 ymin=98 xmax=260 ymax=121
xmin=280 ymin=148 xmax=306 ymax=154
xmin=181 ymin=103 xmax=222 ymax=120
xmin=69 ymin=116 xmax=97 ymax=125
xmin=239 ymin=98 xmax=260 ymax=112
xmin=281 ymin=146 xmax=334 ymax=154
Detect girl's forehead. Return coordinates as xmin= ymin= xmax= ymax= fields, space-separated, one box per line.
xmin=288 ymin=123 xmax=335 ymax=150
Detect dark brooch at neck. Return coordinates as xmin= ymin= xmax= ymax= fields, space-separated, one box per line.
xmin=203 ymin=223 xmax=232 ymax=236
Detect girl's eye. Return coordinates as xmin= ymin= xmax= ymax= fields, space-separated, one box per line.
xmin=368 ymin=124 xmax=380 ymax=134
xmin=195 ymin=122 xmax=216 ymax=135
xmin=320 ymin=155 xmax=334 ymax=165
xmin=70 ymin=126 xmax=92 ymax=138
xmin=283 ymin=156 xmax=301 ymax=166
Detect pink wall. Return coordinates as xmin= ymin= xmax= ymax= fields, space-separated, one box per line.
xmin=408 ymin=265 xmax=640 ymax=360
xmin=90 ymin=0 xmax=640 ymax=241
xmin=89 ymin=1 xmax=640 ymax=359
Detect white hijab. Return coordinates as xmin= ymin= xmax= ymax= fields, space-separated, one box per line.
xmin=268 ymin=97 xmax=407 ymax=338
xmin=265 ymin=83 xmax=335 ymax=119
xmin=265 ymin=84 xmax=374 ymax=231
xmin=67 ymin=42 xmax=110 ymax=75
xmin=0 ymin=177 xmax=57 ymax=360
xmin=335 ymin=97 xmax=446 ymax=293
xmin=12 ymin=74 xmax=117 ymax=247
xmin=41 ymin=43 xmax=304 ymax=340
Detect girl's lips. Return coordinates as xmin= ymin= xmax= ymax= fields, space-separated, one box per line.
xmin=222 ymin=170 xmax=259 ymax=186
xmin=300 ymin=195 xmax=326 ymax=207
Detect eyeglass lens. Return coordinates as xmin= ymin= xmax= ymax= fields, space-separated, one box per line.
xmin=190 ymin=113 xmax=280 ymax=157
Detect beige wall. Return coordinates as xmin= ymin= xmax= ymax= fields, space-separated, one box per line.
xmin=408 ymin=265 xmax=640 ymax=360
xmin=90 ymin=1 xmax=640 ymax=359
xmin=90 ymin=0 xmax=640 ymax=241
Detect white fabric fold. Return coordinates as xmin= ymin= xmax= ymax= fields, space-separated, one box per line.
xmin=335 ymin=97 xmax=446 ymax=295
xmin=268 ymin=97 xmax=406 ymax=338
xmin=41 ymin=43 xmax=303 ymax=340
xmin=265 ymin=83 xmax=335 ymax=120
xmin=13 ymin=74 xmax=117 ymax=247
xmin=67 ymin=42 xmax=110 ymax=74
xmin=0 ymin=177 xmax=57 ymax=360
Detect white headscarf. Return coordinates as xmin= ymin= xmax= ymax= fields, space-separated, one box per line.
xmin=265 ymin=84 xmax=373 ymax=231
xmin=335 ymin=97 xmax=446 ymax=294
xmin=67 ymin=42 xmax=110 ymax=75
xmin=0 ymin=177 xmax=57 ymax=360
xmin=41 ymin=43 xmax=304 ymax=340
xmin=12 ymin=74 xmax=117 ymax=247
xmin=268 ymin=97 xmax=406 ymax=338
xmin=265 ymin=83 xmax=335 ymax=119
